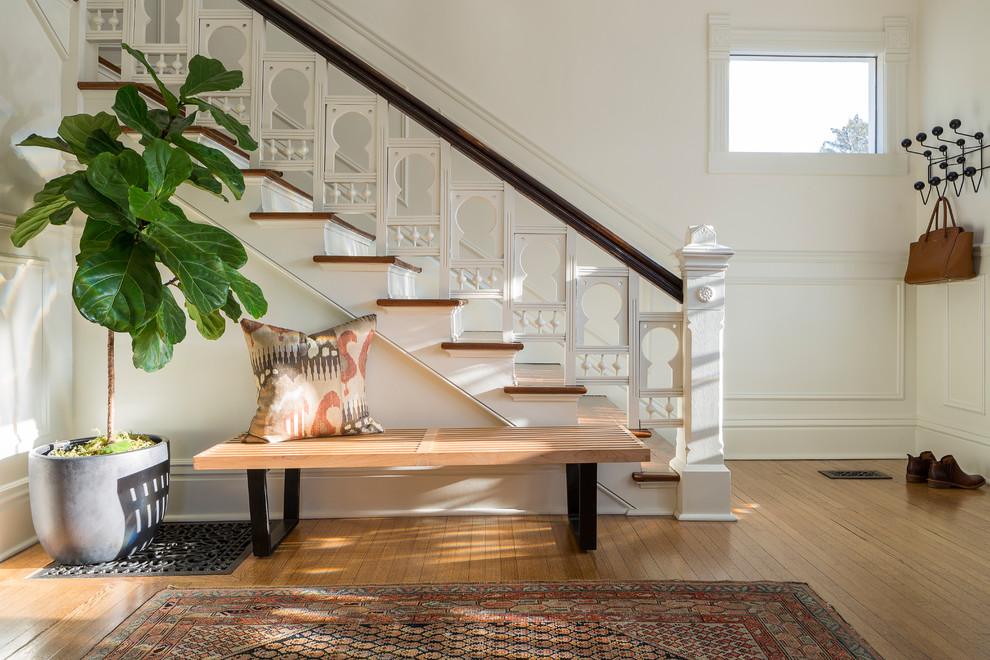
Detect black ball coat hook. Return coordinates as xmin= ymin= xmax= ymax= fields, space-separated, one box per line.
xmin=903 ymin=118 xmax=987 ymax=203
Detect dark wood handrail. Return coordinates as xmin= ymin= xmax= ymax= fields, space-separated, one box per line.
xmin=236 ymin=0 xmax=683 ymax=302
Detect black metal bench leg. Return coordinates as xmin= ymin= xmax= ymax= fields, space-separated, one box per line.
xmin=566 ymin=463 xmax=598 ymax=551
xmin=246 ymin=468 xmax=300 ymax=558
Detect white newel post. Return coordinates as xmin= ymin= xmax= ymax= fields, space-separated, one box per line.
xmin=671 ymin=225 xmax=736 ymax=521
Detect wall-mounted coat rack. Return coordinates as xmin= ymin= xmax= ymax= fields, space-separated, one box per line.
xmin=902 ymin=120 xmax=988 ymax=204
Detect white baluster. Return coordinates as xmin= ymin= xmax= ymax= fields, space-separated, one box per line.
xmin=598 ymin=354 xmax=606 ymax=375
xmin=534 ymin=311 xmax=548 ymax=334
xmin=283 ymin=140 xmax=296 ymax=160
xmin=172 ymin=54 xmax=183 ymax=75
xmin=91 ymin=10 xmax=105 ymax=31
xmin=471 ymin=269 xmax=483 ymax=288
xmin=332 ymin=184 xmax=342 ymax=204
xmin=268 ymin=139 xmax=278 ymax=160
xmin=363 ymin=184 xmax=373 ymax=201
xmin=519 ymin=311 xmax=529 ymax=331
xmin=108 ymin=10 xmax=120 ymax=30
xmin=156 ymin=53 xmax=168 ymax=75
xmin=298 ymin=141 xmax=310 ymax=158
xmin=456 ymin=269 xmax=467 ymax=287
xmin=612 ymin=354 xmax=622 ymax=375
xmin=486 ymin=268 xmax=498 ymax=288
xmin=580 ymin=354 xmax=591 ymax=375
xmin=645 ymin=397 xmax=658 ymax=418
xmin=348 ymin=183 xmax=358 ymax=203
xmin=409 ymin=226 xmax=421 ymax=246
xmin=393 ymin=226 xmax=404 ymax=248
xmin=664 ymin=398 xmax=675 ymax=418
xmin=235 ymin=100 xmax=247 ymax=116
xmin=424 ymin=227 xmax=435 ymax=245
xmin=550 ymin=311 xmax=561 ymax=333
xmin=220 ymin=97 xmax=232 ymax=113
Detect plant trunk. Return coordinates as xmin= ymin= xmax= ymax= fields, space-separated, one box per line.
xmin=107 ymin=329 xmax=115 ymax=440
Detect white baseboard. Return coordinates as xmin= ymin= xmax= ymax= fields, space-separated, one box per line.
xmin=724 ymin=420 xmax=915 ymax=459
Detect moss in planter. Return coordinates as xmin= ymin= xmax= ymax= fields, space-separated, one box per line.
xmin=48 ymin=432 xmax=156 ymax=457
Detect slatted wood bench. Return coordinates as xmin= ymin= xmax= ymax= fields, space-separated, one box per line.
xmin=193 ymin=426 xmax=650 ymax=556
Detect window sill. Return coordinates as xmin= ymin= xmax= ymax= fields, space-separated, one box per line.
xmin=708 ymin=151 xmax=907 ymax=176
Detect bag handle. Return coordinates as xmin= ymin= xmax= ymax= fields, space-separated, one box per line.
xmin=923 ymin=196 xmax=958 ymax=241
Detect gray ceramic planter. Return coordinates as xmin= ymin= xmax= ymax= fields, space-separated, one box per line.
xmin=28 ymin=436 xmax=170 ymax=565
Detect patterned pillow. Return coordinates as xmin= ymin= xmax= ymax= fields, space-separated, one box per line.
xmin=240 ymin=315 xmax=384 ymax=442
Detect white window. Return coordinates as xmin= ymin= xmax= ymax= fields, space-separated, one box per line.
xmin=708 ymin=15 xmax=909 ymax=175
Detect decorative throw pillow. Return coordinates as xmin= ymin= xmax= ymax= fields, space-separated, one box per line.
xmin=239 ymin=315 xmax=384 ymax=442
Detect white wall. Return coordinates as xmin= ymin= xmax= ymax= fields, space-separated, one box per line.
xmin=0 ymin=0 xmax=75 ymax=560
xmin=915 ymin=0 xmax=990 ymax=476
xmin=303 ymin=0 xmax=921 ymax=458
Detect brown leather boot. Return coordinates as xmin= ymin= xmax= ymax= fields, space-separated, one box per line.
xmin=906 ymin=451 xmax=936 ymax=483
xmin=928 ymin=455 xmax=986 ymax=489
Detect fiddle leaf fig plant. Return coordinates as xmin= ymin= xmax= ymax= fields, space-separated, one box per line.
xmin=12 ymin=45 xmax=266 ymax=441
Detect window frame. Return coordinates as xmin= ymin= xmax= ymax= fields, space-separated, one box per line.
xmin=708 ymin=15 xmax=909 ymax=176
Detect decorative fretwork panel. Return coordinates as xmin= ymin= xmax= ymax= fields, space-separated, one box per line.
xmin=326 ymin=101 xmax=377 ymax=174
xmin=638 ymin=313 xmax=683 ymax=396
xmin=262 ymin=58 xmax=317 ymax=130
xmin=451 ymin=188 xmax=503 ymax=261
xmin=512 ymin=232 xmax=566 ymax=303
xmin=575 ymin=269 xmax=629 ymax=348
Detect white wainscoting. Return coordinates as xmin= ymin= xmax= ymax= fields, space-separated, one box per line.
xmin=725 ymin=278 xmax=904 ymax=400
xmin=944 ymin=275 xmax=986 ymax=414
xmin=0 ymin=478 xmax=36 ymax=562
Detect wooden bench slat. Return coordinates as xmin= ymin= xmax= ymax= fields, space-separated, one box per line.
xmin=193 ymin=426 xmax=650 ymax=470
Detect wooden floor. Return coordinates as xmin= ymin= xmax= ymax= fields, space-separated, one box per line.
xmin=1 ymin=459 xmax=988 ymax=659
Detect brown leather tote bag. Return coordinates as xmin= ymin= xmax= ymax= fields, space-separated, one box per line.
xmin=904 ymin=196 xmax=976 ymax=284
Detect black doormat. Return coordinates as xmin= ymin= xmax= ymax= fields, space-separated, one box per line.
xmin=819 ymin=470 xmax=892 ymax=479
xmin=31 ymin=521 xmax=253 ymax=578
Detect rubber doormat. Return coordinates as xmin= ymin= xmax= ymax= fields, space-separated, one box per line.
xmin=31 ymin=521 xmax=253 ymax=578
xmin=819 ymin=470 xmax=892 ymax=479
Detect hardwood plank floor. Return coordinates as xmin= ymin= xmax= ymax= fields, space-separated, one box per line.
xmin=1 ymin=459 xmax=988 ymax=659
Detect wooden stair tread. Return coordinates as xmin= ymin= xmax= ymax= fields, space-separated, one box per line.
xmin=631 ymin=471 xmax=680 ymax=483
xmin=440 ymin=341 xmax=523 ymax=351
xmin=378 ymin=298 xmax=467 ymax=308
xmin=314 ymin=255 xmax=421 ymax=273
xmin=242 ymin=171 xmax=313 ymax=201
xmin=504 ymin=385 xmax=587 ymax=395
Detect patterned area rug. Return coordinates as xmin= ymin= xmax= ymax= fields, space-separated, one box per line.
xmin=83 ymin=582 xmax=881 ymax=659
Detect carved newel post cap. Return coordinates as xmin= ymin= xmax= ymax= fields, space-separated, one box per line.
xmin=686 ymin=225 xmax=718 ymax=246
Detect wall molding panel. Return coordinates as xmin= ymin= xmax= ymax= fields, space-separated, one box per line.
xmin=943 ymin=275 xmax=986 ymax=414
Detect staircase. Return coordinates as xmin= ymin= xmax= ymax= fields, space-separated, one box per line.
xmin=71 ymin=0 xmax=735 ymax=520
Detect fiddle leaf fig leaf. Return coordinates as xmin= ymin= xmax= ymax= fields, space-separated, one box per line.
xmin=58 ymin=112 xmax=121 ymax=160
xmin=86 ymin=152 xmax=128 ymax=204
xmin=206 ymin=106 xmax=258 ymax=151
xmin=185 ymin=165 xmax=225 ymax=199
xmin=131 ymin=320 xmax=173 ymax=372
xmin=73 ymin=233 xmax=163 ymax=333
xmin=78 ymin=218 xmax=126 ymax=256
xmin=18 ymin=134 xmax=73 ymax=154
xmin=169 ymin=132 xmax=244 ymax=199
xmin=221 ymin=289 xmax=242 ymax=322
xmin=112 ymin=85 xmax=159 ymax=140
xmin=142 ymin=213 xmax=229 ymax=313
xmin=185 ymin=300 xmax=226 ymax=340
xmin=84 ymin=129 xmax=127 ymax=159
xmin=222 ymin=263 xmax=267 ymax=318
xmin=180 ymin=54 xmax=243 ymax=98
xmin=143 ymin=138 xmax=193 ymax=198
xmin=66 ymin=176 xmax=133 ymax=226
xmin=157 ymin=287 xmax=187 ymax=344
xmin=121 ymin=44 xmax=180 ymax=116
xmin=11 ymin=196 xmax=75 ymax=247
